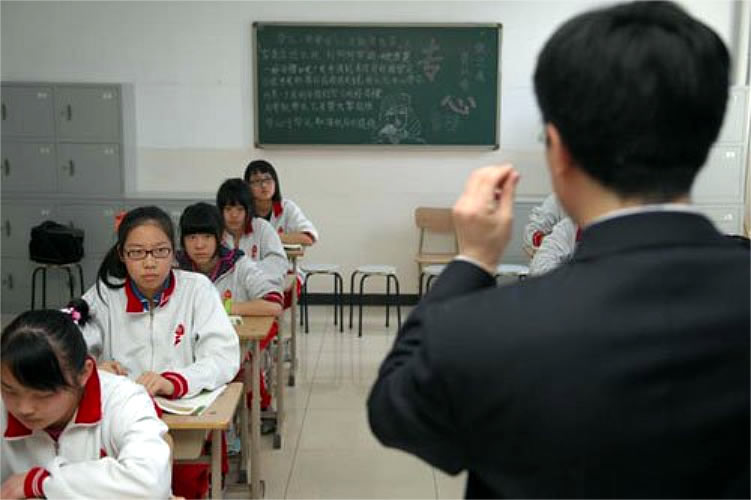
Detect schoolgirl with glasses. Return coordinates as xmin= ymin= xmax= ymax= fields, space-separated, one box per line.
xmin=78 ymin=206 xmax=240 ymax=499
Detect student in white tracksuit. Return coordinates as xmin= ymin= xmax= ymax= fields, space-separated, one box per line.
xmin=81 ymin=206 xmax=239 ymax=399
xmin=243 ymin=159 xmax=320 ymax=245
xmin=528 ymin=216 xmax=579 ymax=275
xmin=523 ymin=193 xmax=567 ymax=256
xmin=1 ymin=305 xmax=171 ymax=500
xmin=177 ymin=202 xmax=282 ymax=410
xmin=218 ymin=178 xmax=288 ymax=290
xmin=78 ymin=205 xmax=240 ymax=499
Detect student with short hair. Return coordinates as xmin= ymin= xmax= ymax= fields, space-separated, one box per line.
xmin=244 ymin=159 xmax=319 ymax=245
xmin=1 ymin=303 xmax=172 ymax=500
xmin=79 ymin=205 xmax=240 ymax=499
xmin=218 ymin=178 xmax=287 ymax=291
xmin=176 ymin=202 xmax=283 ymax=317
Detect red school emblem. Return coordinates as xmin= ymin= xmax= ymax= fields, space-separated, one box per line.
xmin=174 ymin=324 xmax=185 ymax=346
xmin=252 ymin=245 xmax=258 ymax=259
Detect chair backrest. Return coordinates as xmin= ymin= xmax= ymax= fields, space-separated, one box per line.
xmin=415 ymin=207 xmax=454 ymax=233
xmin=414 ymin=207 xmax=457 ymax=266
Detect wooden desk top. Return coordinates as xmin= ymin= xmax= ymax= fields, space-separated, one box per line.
xmin=284 ymin=247 xmax=305 ymax=258
xmin=163 ymin=382 xmax=243 ymax=430
xmin=234 ymin=315 xmax=275 ymax=341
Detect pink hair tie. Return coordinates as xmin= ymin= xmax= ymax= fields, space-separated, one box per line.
xmin=60 ymin=307 xmax=81 ymax=325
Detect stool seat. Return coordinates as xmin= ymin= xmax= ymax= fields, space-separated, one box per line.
xmin=422 ymin=264 xmax=446 ymax=276
xmin=355 ymin=264 xmax=397 ymax=275
xmin=301 ymin=263 xmax=340 ymax=273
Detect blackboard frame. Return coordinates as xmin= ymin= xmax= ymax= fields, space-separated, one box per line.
xmin=252 ymin=22 xmax=502 ymax=149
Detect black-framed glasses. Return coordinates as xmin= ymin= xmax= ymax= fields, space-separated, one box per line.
xmin=123 ymin=247 xmax=173 ymax=260
xmin=249 ymin=176 xmax=274 ymax=187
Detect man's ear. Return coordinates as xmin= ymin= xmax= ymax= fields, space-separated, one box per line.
xmin=545 ymin=123 xmax=575 ymax=179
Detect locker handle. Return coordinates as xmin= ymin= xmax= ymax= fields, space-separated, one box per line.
xmin=66 ymin=104 xmax=72 ymax=121
xmin=1 ymin=103 xmax=6 ymax=121
xmin=69 ymin=160 xmax=75 ymax=176
xmin=3 ymin=159 xmax=9 ymax=177
xmin=4 ymin=220 xmax=10 ymax=237
xmin=3 ymin=274 xmax=13 ymax=290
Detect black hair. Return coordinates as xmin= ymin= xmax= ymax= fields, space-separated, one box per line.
xmin=180 ymin=202 xmax=224 ymax=257
xmin=533 ymin=1 xmax=729 ymax=201
xmin=243 ymin=159 xmax=282 ymax=202
xmin=216 ymin=178 xmax=255 ymax=221
xmin=96 ymin=206 xmax=175 ymax=297
xmin=1 ymin=299 xmax=91 ymax=392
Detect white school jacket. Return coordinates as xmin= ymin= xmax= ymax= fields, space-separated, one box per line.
xmin=523 ymin=193 xmax=567 ymax=256
xmin=528 ymin=216 xmax=578 ymax=276
xmin=1 ymin=369 xmax=171 ymax=499
xmin=213 ymin=255 xmax=284 ymax=306
xmin=223 ymin=217 xmax=288 ymax=290
xmin=265 ymin=199 xmax=319 ymax=242
xmin=81 ymin=270 xmax=240 ymax=399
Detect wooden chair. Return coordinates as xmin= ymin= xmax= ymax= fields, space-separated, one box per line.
xmin=415 ymin=207 xmax=457 ymax=295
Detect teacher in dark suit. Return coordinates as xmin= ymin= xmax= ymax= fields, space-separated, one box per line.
xmin=367 ymin=2 xmax=750 ymax=498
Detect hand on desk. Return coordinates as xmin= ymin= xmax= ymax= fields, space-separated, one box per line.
xmin=136 ymin=372 xmax=175 ymax=397
xmin=98 ymin=360 xmax=129 ymax=376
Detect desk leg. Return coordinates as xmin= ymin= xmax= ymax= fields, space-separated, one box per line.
xmin=289 ymin=258 xmax=298 ymax=387
xmin=274 ymin=315 xmax=285 ymax=449
xmin=211 ymin=429 xmax=222 ymax=499
xmin=249 ymin=340 xmax=261 ymax=498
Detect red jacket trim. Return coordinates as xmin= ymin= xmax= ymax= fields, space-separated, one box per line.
xmin=24 ymin=466 xmax=50 ymax=498
xmin=272 ymin=201 xmax=284 ymax=217
xmin=161 ymin=372 xmax=189 ymax=400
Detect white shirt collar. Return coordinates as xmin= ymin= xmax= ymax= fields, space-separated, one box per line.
xmin=585 ymin=203 xmax=702 ymax=229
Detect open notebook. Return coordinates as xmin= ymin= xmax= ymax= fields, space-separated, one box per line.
xmin=154 ymin=385 xmax=227 ymax=416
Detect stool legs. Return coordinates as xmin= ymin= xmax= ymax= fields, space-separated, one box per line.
xmin=349 ymin=271 xmax=358 ymax=329
xmin=348 ymin=271 xmax=401 ymax=336
xmin=335 ymin=272 xmax=344 ymax=332
xmin=358 ymin=273 xmax=369 ymax=337
xmin=30 ymin=264 xmax=85 ymax=310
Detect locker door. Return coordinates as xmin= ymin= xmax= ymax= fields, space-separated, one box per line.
xmin=1 ymin=203 xmax=55 ymax=257
xmin=54 ymin=86 xmax=120 ymax=142
xmin=1 ymin=85 xmax=55 ymax=139
xmin=57 ymin=143 xmax=122 ymax=195
xmin=1 ymin=141 xmax=57 ymax=193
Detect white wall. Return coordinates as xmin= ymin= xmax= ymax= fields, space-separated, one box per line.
xmin=1 ymin=1 xmax=746 ymax=292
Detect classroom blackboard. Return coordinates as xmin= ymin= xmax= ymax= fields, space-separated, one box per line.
xmin=253 ymin=23 xmax=501 ymax=148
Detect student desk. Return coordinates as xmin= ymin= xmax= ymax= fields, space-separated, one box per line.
xmin=165 ymin=382 xmax=244 ymax=500
xmin=234 ymin=315 xmax=276 ymax=497
xmin=285 ymin=246 xmax=305 ymax=387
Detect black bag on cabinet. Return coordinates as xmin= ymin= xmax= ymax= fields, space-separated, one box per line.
xmin=29 ymin=221 xmax=85 ymax=264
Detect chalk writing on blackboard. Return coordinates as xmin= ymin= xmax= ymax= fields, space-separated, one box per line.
xmin=254 ymin=24 xmax=501 ymax=146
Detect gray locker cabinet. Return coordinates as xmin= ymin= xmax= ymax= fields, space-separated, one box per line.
xmin=1 ymin=141 xmax=57 ymax=193
xmin=1 ymin=85 xmax=55 ymax=139
xmin=1 ymin=258 xmax=35 ymax=313
xmin=696 ymin=205 xmax=742 ymax=234
xmin=54 ymin=86 xmax=121 ymax=143
xmin=693 ymin=145 xmax=745 ymax=202
xmin=57 ymin=143 xmax=122 ymax=195
xmin=1 ymin=203 xmax=55 ymax=257
xmin=717 ymin=87 xmax=749 ymax=144
xmin=57 ymin=203 xmax=121 ymax=256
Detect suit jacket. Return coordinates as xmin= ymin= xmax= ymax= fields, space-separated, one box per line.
xmin=368 ymin=211 xmax=750 ymax=498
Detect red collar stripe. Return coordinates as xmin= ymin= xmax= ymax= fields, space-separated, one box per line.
xmin=24 ymin=467 xmax=50 ymax=499
xmin=244 ymin=218 xmax=254 ymax=235
xmin=272 ymin=201 xmax=284 ymax=217
xmin=161 ymin=372 xmax=188 ymax=400
xmin=125 ymin=271 xmax=176 ymax=313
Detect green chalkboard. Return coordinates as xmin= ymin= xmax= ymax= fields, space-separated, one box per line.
xmin=253 ymin=23 xmax=501 ymax=147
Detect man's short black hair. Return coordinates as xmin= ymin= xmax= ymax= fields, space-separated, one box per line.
xmin=534 ymin=1 xmax=730 ymax=200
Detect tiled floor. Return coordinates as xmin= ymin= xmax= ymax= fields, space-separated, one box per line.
xmin=227 ymin=305 xmax=467 ymax=499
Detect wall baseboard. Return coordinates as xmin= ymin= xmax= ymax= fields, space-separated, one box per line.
xmin=302 ymin=293 xmax=420 ymax=307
